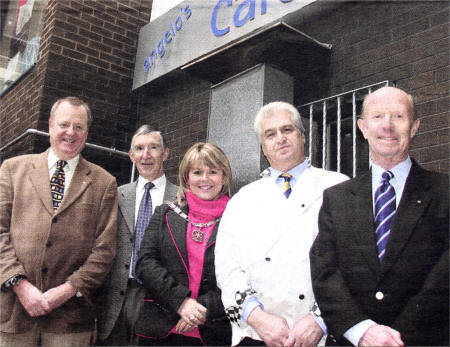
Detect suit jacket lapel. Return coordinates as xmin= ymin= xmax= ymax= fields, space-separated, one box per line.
xmin=29 ymin=151 xmax=54 ymax=215
xmin=163 ymin=180 xmax=178 ymax=203
xmin=167 ymin=205 xmax=189 ymax=268
xmin=120 ymin=181 xmax=137 ymax=236
xmin=350 ymin=171 xmax=381 ymax=276
xmin=380 ymin=162 xmax=430 ymax=275
xmin=56 ymin=156 xmax=92 ymax=215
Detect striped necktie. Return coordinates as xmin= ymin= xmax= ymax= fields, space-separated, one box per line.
xmin=131 ymin=182 xmax=154 ymax=281
xmin=280 ymin=173 xmax=292 ymax=199
xmin=374 ymin=171 xmax=396 ymax=261
xmin=50 ymin=160 xmax=67 ymax=210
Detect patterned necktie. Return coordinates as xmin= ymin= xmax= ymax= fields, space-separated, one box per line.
xmin=131 ymin=182 xmax=154 ymax=281
xmin=374 ymin=171 xmax=396 ymax=261
xmin=50 ymin=160 xmax=67 ymax=211
xmin=280 ymin=173 xmax=293 ymax=199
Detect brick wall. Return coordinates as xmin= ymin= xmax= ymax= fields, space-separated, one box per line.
xmin=297 ymin=1 xmax=449 ymax=173
xmin=137 ymin=75 xmax=212 ymax=183
xmin=3 ymin=1 xmax=446 ymax=181
xmin=137 ymin=1 xmax=448 ymax=177
xmin=1 ymin=0 xmax=152 ymax=185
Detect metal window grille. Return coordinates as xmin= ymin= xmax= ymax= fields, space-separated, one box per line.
xmin=298 ymin=81 xmax=393 ymax=177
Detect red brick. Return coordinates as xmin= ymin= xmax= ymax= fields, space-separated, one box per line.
xmin=415 ymin=82 xmax=449 ymax=104
xmin=435 ymin=66 xmax=449 ymax=83
xmin=64 ymin=32 xmax=89 ymax=46
xmin=413 ymin=51 xmax=449 ymax=75
xmin=80 ymin=12 xmax=105 ymax=28
xmin=413 ymin=131 xmax=439 ymax=148
xmin=411 ymin=23 xmax=449 ymax=47
xmin=88 ymin=41 xmax=112 ymax=54
xmin=65 ymin=14 xmax=89 ymax=29
xmin=91 ymin=24 xmax=113 ymax=38
xmin=102 ymin=36 xmax=123 ymax=50
xmin=418 ymin=144 xmax=449 ymax=163
xmin=93 ymin=9 xmax=115 ymax=23
xmin=437 ymin=128 xmax=449 ymax=144
xmin=419 ymin=112 xmax=449 ymax=133
xmin=54 ymin=19 xmax=77 ymax=33
xmin=429 ymin=7 xmax=450 ymax=27
xmin=79 ymin=27 xmax=102 ymax=42
xmin=99 ymin=52 xmax=122 ymax=66
xmin=400 ymin=71 xmax=435 ymax=91
xmin=436 ymin=97 xmax=449 ymax=113
xmin=62 ymin=47 xmax=86 ymax=62
xmin=112 ymin=32 xmax=133 ymax=45
xmin=393 ymin=18 xmax=429 ymax=40
xmin=104 ymin=21 xmax=126 ymax=35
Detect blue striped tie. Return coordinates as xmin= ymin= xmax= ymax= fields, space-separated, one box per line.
xmin=131 ymin=182 xmax=154 ymax=281
xmin=280 ymin=173 xmax=292 ymax=199
xmin=374 ymin=171 xmax=396 ymax=261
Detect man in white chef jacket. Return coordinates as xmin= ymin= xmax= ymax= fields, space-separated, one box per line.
xmin=215 ymin=101 xmax=348 ymax=346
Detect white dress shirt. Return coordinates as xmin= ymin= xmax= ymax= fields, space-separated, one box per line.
xmin=48 ymin=149 xmax=80 ymax=195
xmin=134 ymin=174 xmax=167 ymax=222
xmin=129 ymin=174 xmax=168 ymax=278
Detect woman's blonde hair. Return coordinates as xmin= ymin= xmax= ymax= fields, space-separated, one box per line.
xmin=176 ymin=142 xmax=232 ymax=205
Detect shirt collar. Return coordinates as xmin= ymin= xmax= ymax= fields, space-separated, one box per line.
xmin=137 ymin=174 xmax=166 ymax=192
xmin=269 ymin=157 xmax=310 ymax=184
xmin=371 ymin=156 xmax=412 ymax=185
xmin=48 ymin=148 xmax=79 ymax=172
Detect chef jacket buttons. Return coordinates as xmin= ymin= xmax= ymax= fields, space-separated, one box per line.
xmin=375 ymin=291 xmax=384 ymax=300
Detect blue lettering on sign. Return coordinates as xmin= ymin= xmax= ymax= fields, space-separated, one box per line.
xmin=144 ymin=5 xmax=192 ymax=73
xmin=234 ymin=0 xmax=255 ymax=28
xmin=211 ymin=0 xmax=294 ymax=37
xmin=211 ymin=0 xmax=231 ymax=37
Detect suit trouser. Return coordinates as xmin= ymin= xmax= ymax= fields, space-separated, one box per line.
xmin=0 ymin=322 xmax=91 ymax=347
xmin=98 ymin=279 xmax=144 ymax=346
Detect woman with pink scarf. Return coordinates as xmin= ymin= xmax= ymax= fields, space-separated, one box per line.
xmin=135 ymin=142 xmax=232 ymax=346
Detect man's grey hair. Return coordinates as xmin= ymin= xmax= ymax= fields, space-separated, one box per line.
xmin=253 ymin=101 xmax=305 ymax=144
xmin=130 ymin=124 xmax=166 ymax=151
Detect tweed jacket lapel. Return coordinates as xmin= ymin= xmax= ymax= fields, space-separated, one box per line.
xmin=166 ymin=204 xmax=189 ymax=269
xmin=28 ymin=151 xmax=54 ymax=215
xmin=349 ymin=170 xmax=381 ymax=276
xmin=380 ymin=161 xmax=430 ymax=276
xmin=56 ymin=156 xmax=92 ymax=216
xmin=119 ymin=181 xmax=137 ymax=236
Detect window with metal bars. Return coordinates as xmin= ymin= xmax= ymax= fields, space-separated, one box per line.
xmin=298 ymin=81 xmax=394 ymax=177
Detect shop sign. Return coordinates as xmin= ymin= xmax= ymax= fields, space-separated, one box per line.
xmin=133 ymin=0 xmax=314 ymax=89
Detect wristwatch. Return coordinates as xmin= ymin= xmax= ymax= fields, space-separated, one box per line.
xmin=2 ymin=275 xmax=26 ymax=290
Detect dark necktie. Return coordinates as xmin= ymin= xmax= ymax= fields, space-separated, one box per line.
xmin=131 ymin=182 xmax=154 ymax=281
xmin=374 ymin=171 xmax=396 ymax=261
xmin=50 ymin=160 xmax=67 ymax=211
xmin=280 ymin=173 xmax=292 ymax=199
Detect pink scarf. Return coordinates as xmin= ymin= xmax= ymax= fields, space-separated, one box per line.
xmin=174 ymin=191 xmax=229 ymax=339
